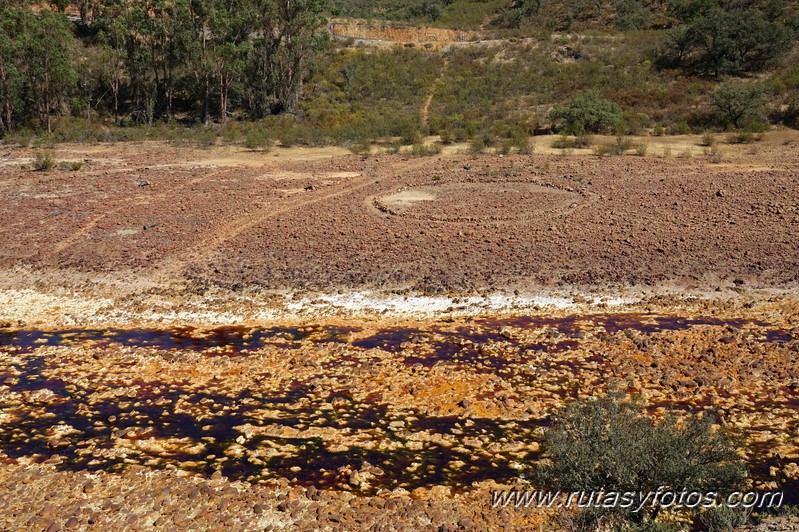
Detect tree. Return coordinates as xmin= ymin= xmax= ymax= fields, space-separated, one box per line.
xmin=0 ymin=6 xmax=25 ymax=134
xmin=185 ymin=0 xmax=254 ymax=123
xmin=710 ymin=83 xmax=766 ymax=129
xmin=536 ymin=390 xmax=747 ymax=527
xmin=94 ymin=0 xmax=138 ymax=123
xmin=250 ymin=0 xmax=326 ymax=115
xmin=492 ymin=0 xmax=545 ymax=29
xmin=76 ymin=44 xmax=106 ymax=124
xmin=659 ymin=0 xmax=794 ymax=77
xmin=549 ymin=92 xmax=623 ymax=134
xmin=614 ymin=0 xmax=651 ymax=30
xmin=21 ymin=9 xmax=77 ymax=133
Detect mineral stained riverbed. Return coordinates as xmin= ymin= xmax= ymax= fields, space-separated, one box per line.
xmin=1 ymin=310 xmax=798 ymax=527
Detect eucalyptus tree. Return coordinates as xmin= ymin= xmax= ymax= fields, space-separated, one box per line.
xmin=0 ymin=5 xmax=24 ymax=133
xmin=250 ymin=0 xmax=326 ymax=115
xmin=21 ymin=9 xmax=77 ymax=133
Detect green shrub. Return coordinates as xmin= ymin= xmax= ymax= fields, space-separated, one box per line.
xmin=33 ymin=151 xmax=55 ymax=171
xmin=699 ymin=505 xmax=752 ymax=531
xmin=398 ymin=122 xmax=422 ymax=145
xmin=700 ymin=131 xmax=716 ymax=147
xmin=670 ymin=121 xmax=691 ymax=135
xmin=726 ymin=131 xmax=758 ymax=144
xmin=657 ymin=5 xmax=793 ymax=77
xmin=469 ymin=135 xmax=486 ymax=153
xmin=551 ymin=509 xmax=680 ymax=532
xmin=552 ymin=134 xmax=571 ymax=149
xmin=349 ymin=141 xmax=372 ymax=156
xmin=552 ymin=134 xmax=593 ymax=149
xmin=549 ymin=92 xmax=624 ymax=135
xmin=593 ymin=144 xmax=611 ymax=157
xmin=439 ymin=128 xmax=453 ymax=144
xmin=706 ymin=143 xmax=722 ymax=163
xmin=58 ymin=160 xmax=83 ymax=171
xmin=245 ymin=128 xmax=274 ymax=151
xmin=594 ymin=136 xmax=634 ymax=156
xmin=780 ymin=505 xmax=799 ymax=517
xmin=536 ymin=390 xmax=747 ymax=526
xmin=410 ymin=142 xmax=442 ymax=156
xmin=510 ymin=129 xmax=532 ymax=153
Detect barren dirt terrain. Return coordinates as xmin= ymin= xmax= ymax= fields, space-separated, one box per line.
xmin=0 ymin=134 xmax=798 ymax=530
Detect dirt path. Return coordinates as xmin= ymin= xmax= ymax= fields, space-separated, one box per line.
xmin=47 ymin=171 xmax=219 ymax=260
xmin=160 ymin=172 xmax=376 ymax=277
xmin=420 ymin=58 xmax=448 ymax=129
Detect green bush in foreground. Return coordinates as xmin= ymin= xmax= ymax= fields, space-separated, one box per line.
xmin=536 ymin=390 xmax=747 ymax=528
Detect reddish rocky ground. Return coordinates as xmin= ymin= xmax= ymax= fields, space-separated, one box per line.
xmin=1 ymin=135 xmax=797 ymax=294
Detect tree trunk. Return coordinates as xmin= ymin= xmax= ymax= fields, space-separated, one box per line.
xmin=220 ymin=70 xmax=228 ymax=123
xmin=202 ymin=74 xmax=210 ymax=125
xmin=79 ymin=0 xmax=91 ymax=27
xmin=0 ymin=60 xmax=10 ymax=133
xmin=112 ymin=77 xmax=119 ymax=123
xmin=44 ymin=67 xmax=51 ymax=134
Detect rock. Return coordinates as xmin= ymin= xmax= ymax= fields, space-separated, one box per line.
xmin=48 ymin=438 xmax=67 ymax=450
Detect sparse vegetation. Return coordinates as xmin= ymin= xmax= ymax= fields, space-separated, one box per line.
xmin=706 ymin=143 xmax=722 ymax=163
xmin=244 ymin=128 xmax=274 ymax=151
xmin=552 ymin=134 xmax=594 ymax=149
xmin=32 ymin=151 xmax=55 ymax=171
xmin=58 ymin=160 xmax=83 ymax=171
xmin=699 ymin=505 xmax=753 ymax=532
xmin=594 ymin=136 xmax=635 ymax=156
xmin=727 ymin=130 xmax=760 ymax=144
xmin=410 ymin=142 xmax=442 ymax=156
xmin=701 ymin=131 xmax=716 ymax=147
